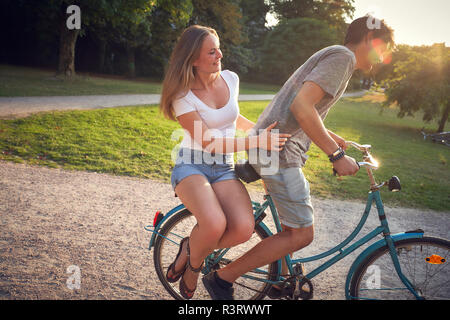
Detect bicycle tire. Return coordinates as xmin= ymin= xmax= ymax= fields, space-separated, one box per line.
xmin=349 ymin=236 xmax=450 ymax=300
xmin=153 ymin=208 xmax=279 ymax=300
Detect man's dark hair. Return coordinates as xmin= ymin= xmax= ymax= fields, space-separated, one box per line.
xmin=344 ymin=15 xmax=395 ymax=47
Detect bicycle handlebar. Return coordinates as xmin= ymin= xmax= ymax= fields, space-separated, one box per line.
xmin=335 ymin=142 xmax=398 ymax=191
xmin=348 ymin=141 xmax=379 ymax=170
xmin=332 ymin=141 xmax=379 ymax=176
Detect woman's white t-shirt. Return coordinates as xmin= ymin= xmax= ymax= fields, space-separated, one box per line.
xmin=172 ymin=70 xmax=239 ymax=154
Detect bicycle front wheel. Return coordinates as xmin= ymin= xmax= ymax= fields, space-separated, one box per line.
xmin=349 ymin=236 xmax=450 ymax=300
xmin=153 ymin=209 xmax=278 ymax=300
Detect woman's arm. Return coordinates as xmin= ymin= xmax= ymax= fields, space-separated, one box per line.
xmin=327 ymin=130 xmax=349 ymax=150
xmin=176 ymin=111 xmax=290 ymax=154
xmin=236 ymin=114 xmax=255 ymax=134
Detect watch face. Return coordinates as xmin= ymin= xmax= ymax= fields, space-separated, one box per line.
xmin=329 ymin=147 xmax=343 ymax=158
xmin=329 ymin=148 xmax=345 ymax=162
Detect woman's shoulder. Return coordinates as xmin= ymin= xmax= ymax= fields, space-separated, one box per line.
xmin=173 ymin=90 xmax=196 ymax=109
xmin=222 ymin=69 xmax=239 ymax=88
xmin=222 ymin=69 xmax=239 ymax=80
xmin=174 ymin=90 xmax=193 ymax=103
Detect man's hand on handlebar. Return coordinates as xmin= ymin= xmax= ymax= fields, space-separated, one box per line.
xmin=333 ymin=155 xmax=360 ymax=176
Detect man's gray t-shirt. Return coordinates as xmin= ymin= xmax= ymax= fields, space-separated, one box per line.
xmin=252 ymin=45 xmax=356 ymax=168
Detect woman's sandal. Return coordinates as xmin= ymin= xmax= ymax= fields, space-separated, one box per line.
xmin=179 ymin=240 xmax=204 ymax=300
xmin=166 ymin=237 xmax=189 ymax=283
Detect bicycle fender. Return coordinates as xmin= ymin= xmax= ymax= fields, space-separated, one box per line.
xmin=344 ymin=231 xmax=424 ymax=299
xmin=147 ymin=204 xmax=185 ymax=250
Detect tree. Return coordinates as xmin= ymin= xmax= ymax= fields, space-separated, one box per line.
xmin=237 ymin=0 xmax=270 ymax=79
xmin=108 ymin=0 xmax=156 ymax=78
xmin=383 ymin=43 xmax=450 ymax=133
xmin=140 ymin=1 xmax=193 ymax=77
xmin=270 ymin=0 xmax=354 ymax=40
xmin=259 ymin=18 xmax=339 ymax=84
xmin=240 ymin=0 xmax=270 ymax=49
xmin=109 ymin=0 xmax=192 ymax=78
xmin=51 ymin=0 xmax=124 ymax=77
xmin=189 ymin=0 xmax=252 ymax=74
xmin=39 ymin=0 xmax=189 ymax=78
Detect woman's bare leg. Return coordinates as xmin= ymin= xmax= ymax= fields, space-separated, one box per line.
xmin=211 ymin=179 xmax=254 ymax=249
xmin=172 ymin=175 xmax=227 ymax=291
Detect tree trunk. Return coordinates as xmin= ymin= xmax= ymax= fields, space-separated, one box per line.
xmin=437 ymin=103 xmax=450 ymax=133
xmin=126 ymin=44 xmax=136 ymax=78
xmin=98 ymin=38 xmax=107 ymax=73
xmin=57 ymin=20 xmax=79 ymax=77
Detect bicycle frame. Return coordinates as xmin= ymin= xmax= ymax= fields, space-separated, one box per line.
xmin=146 ymin=186 xmax=425 ymax=299
xmin=239 ymin=189 xmax=425 ymax=299
xmin=146 ymin=141 xmax=427 ymax=299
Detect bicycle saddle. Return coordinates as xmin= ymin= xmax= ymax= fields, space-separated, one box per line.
xmin=234 ymin=160 xmax=261 ymax=183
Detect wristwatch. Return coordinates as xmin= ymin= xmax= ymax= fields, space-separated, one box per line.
xmin=328 ymin=147 xmax=345 ymax=163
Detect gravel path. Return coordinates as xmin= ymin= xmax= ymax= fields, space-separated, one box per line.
xmin=1 ymin=160 xmax=448 ymax=300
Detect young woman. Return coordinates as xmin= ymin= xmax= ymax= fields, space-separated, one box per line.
xmin=159 ymin=25 xmax=290 ymax=299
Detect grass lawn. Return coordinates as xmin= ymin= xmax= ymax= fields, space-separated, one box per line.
xmin=0 ymin=64 xmax=280 ymax=96
xmin=0 ymin=94 xmax=448 ymax=211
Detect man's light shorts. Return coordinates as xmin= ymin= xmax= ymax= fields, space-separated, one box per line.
xmin=253 ymin=165 xmax=314 ymax=229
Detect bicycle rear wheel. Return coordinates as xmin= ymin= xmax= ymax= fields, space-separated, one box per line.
xmin=153 ymin=209 xmax=278 ymax=300
xmin=349 ymin=236 xmax=450 ymax=300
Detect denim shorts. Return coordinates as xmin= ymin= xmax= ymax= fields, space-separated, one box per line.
xmin=253 ymin=164 xmax=314 ymax=228
xmin=171 ymin=148 xmax=238 ymax=190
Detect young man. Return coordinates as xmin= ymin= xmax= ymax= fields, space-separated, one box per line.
xmin=202 ymin=15 xmax=395 ymax=300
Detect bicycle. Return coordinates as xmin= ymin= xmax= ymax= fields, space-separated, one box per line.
xmin=145 ymin=142 xmax=450 ymax=300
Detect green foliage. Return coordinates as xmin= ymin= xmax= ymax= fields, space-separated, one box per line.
xmin=107 ymin=0 xmax=193 ymax=77
xmin=259 ymin=18 xmax=339 ymax=84
xmin=0 ymin=98 xmax=448 ymax=211
xmin=271 ymin=0 xmax=354 ymax=41
xmin=2 ymin=0 xmax=361 ymax=82
xmin=189 ymin=0 xmax=253 ymax=75
xmin=383 ymin=43 xmax=450 ymax=132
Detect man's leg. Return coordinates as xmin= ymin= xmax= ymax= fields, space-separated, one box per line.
xmin=203 ymin=166 xmax=314 ymax=298
xmin=216 ymin=224 xmax=313 ymax=283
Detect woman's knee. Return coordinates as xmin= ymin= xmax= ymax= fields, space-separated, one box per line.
xmin=227 ymin=214 xmax=255 ymax=245
xmin=199 ymin=215 xmax=227 ymax=243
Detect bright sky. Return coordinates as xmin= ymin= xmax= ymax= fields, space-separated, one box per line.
xmin=266 ymin=0 xmax=450 ymax=46
xmin=349 ymin=0 xmax=450 ymax=46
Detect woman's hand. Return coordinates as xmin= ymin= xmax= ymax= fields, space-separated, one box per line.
xmin=328 ymin=130 xmax=349 ymax=150
xmin=334 ymin=136 xmax=350 ymax=151
xmin=255 ymin=121 xmax=292 ymax=151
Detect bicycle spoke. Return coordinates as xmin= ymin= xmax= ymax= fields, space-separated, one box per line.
xmin=153 ymin=209 xmax=277 ymax=300
xmin=350 ymin=237 xmax=450 ymax=300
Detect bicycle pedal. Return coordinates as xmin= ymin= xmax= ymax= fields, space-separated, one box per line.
xmin=293 ymin=263 xmax=305 ymax=276
xmin=276 ymin=278 xmax=296 ymax=300
xmin=297 ymin=277 xmax=314 ymax=300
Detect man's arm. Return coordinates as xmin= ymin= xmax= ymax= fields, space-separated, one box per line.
xmin=289 ymin=81 xmax=358 ymax=176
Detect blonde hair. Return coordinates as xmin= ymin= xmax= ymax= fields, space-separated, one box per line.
xmin=160 ymin=25 xmax=219 ymax=121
